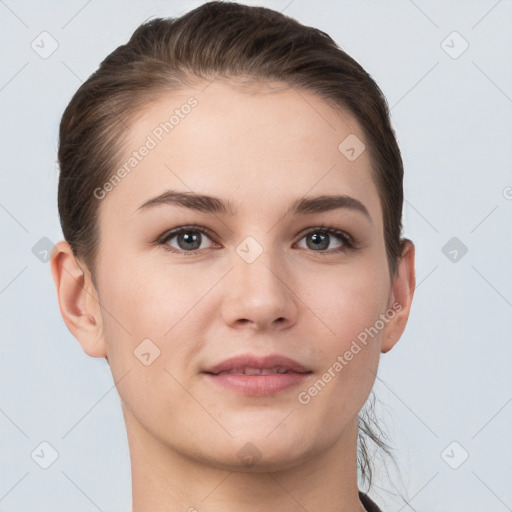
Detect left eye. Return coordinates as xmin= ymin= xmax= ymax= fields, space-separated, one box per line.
xmin=296 ymin=229 xmax=351 ymax=252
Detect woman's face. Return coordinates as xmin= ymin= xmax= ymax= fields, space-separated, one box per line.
xmin=88 ymin=79 xmax=410 ymax=470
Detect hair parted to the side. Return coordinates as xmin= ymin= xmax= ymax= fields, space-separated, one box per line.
xmin=57 ymin=0 xmax=405 ymax=490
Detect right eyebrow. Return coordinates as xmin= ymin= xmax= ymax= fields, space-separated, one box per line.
xmin=137 ymin=190 xmax=237 ymax=215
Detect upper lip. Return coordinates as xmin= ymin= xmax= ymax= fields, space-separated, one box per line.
xmin=204 ymin=354 xmax=311 ymax=375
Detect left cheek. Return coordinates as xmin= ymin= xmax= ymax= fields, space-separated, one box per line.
xmin=318 ymin=284 xmax=384 ymax=399
xmin=316 ymin=276 xmax=388 ymax=347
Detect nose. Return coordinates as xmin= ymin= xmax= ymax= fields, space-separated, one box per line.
xmin=220 ymin=243 xmax=299 ymax=331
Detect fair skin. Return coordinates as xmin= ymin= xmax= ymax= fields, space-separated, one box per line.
xmin=51 ymin=79 xmax=415 ymax=512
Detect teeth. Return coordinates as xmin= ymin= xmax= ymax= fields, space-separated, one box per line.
xmin=216 ymin=367 xmax=290 ymax=376
xmin=244 ymin=368 xmax=262 ymax=375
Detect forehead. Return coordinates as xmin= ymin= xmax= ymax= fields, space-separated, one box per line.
xmin=101 ymin=79 xmax=382 ymax=223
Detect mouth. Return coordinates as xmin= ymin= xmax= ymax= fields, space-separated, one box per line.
xmin=203 ymin=354 xmax=312 ymax=396
xmin=212 ymin=367 xmax=297 ymax=375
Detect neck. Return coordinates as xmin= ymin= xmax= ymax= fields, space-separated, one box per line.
xmin=124 ymin=405 xmax=367 ymax=512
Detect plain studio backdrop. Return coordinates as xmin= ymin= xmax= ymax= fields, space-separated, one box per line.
xmin=1 ymin=1 xmax=511 ymax=511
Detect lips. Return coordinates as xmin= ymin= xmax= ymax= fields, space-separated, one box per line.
xmin=215 ymin=367 xmax=290 ymax=375
xmin=205 ymin=354 xmax=310 ymax=375
xmin=203 ymin=354 xmax=312 ymax=396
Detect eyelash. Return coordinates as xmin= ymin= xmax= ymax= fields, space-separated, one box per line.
xmin=156 ymin=225 xmax=357 ymax=256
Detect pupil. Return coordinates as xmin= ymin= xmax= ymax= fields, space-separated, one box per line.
xmin=308 ymin=232 xmax=328 ymax=250
xmin=179 ymin=232 xmax=200 ymax=250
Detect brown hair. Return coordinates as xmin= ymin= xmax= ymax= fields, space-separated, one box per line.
xmin=57 ymin=0 xmax=404 ymax=488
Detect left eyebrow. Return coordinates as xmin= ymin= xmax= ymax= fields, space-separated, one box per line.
xmin=137 ymin=189 xmax=372 ymax=222
xmin=290 ymin=194 xmax=372 ymax=222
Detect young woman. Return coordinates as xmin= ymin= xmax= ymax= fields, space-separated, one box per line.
xmin=51 ymin=2 xmax=415 ymax=511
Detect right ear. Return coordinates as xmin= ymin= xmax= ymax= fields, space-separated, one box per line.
xmin=50 ymin=241 xmax=107 ymax=358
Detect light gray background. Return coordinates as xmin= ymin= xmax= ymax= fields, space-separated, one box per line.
xmin=1 ymin=1 xmax=511 ymax=511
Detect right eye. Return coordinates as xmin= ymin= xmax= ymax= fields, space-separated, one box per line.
xmin=159 ymin=226 xmax=219 ymax=254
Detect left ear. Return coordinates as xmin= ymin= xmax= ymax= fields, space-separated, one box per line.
xmin=381 ymin=239 xmax=416 ymax=353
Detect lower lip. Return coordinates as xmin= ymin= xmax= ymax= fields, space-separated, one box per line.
xmin=205 ymin=372 xmax=311 ymax=396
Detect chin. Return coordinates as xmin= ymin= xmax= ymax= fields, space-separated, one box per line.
xmin=205 ymin=444 xmax=315 ymax=474
xmin=195 ymin=426 xmax=317 ymax=473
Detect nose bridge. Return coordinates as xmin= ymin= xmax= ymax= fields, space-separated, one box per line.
xmin=233 ymin=234 xmax=287 ymax=294
xmin=221 ymin=234 xmax=297 ymax=328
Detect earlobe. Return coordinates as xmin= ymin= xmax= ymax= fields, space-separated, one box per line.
xmin=50 ymin=241 xmax=107 ymax=358
xmin=381 ymin=239 xmax=416 ymax=353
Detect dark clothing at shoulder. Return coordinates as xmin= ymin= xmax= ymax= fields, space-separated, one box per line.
xmin=358 ymin=491 xmax=383 ymax=512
